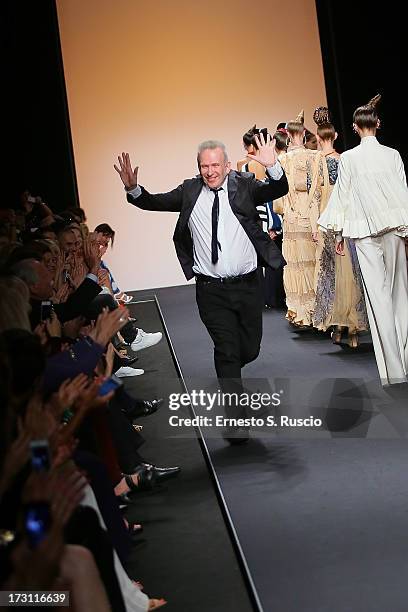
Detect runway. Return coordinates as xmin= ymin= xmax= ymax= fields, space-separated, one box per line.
xmin=129 ymin=284 xmax=408 ymax=612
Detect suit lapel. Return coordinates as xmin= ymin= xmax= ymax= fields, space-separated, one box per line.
xmin=227 ymin=171 xmax=239 ymax=209
xmin=178 ymin=178 xmax=203 ymax=229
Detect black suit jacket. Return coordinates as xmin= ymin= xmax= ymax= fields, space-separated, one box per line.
xmin=127 ymin=169 xmax=289 ymax=280
xmin=30 ymin=277 xmax=101 ymax=328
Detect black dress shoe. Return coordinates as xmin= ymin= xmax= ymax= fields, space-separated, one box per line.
xmin=141 ymin=463 xmax=181 ymax=482
xmin=125 ymin=398 xmax=164 ymax=420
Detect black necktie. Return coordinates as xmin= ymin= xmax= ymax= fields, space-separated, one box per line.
xmin=211 ymin=188 xmax=222 ymax=264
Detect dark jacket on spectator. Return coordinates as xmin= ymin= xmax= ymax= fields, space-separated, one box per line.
xmin=30 ymin=277 xmax=101 ymax=328
xmin=43 ymin=336 xmax=104 ymax=394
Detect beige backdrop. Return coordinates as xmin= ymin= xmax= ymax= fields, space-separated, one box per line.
xmin=57 ymin=0 xmax=326 ymax=290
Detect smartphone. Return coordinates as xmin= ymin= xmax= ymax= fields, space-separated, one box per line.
xmin=98 ymin=375 xmax=123 ymax=396
xmin=24 ymin=502 xmax=51 ymax=548
xmin=40 ymin=300 xmax=53 ymax=321
xmin=29 ymin=439 xmax=51 ymax=472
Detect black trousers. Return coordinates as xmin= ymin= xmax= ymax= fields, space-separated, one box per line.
xmin=84 ymin=294 xmax=136 ymax=343
xmin=106 ymin=397 xmax=145 ymax=473
xmin=196 ymin=271 xmax=263 ymax=421
xmin=263 ymin=234 xmax=286 ymax=308
xmin=196 ymin=270 xmax=263 ymax=382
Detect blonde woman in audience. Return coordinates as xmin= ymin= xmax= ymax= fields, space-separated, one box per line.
xmin=279 ymin=110 xmax=320 ymax=326
xmin=310 ymin=107 xmax=368 ymax=347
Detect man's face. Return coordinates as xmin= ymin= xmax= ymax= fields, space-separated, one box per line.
xmin=199 ymin=147 xmax=231 ymax=190
xmin=29 ymin=261 xmax=54 ymax=300
xmin=95 ymin=233 xmax=111 ymax=257
xmin=59 ymin=230 xmax=77 ymax=255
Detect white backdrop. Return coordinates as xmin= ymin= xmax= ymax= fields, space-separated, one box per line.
xmin=57 ymin=0 xmax=326 ymax=290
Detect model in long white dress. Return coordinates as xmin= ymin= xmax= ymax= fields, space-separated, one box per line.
xmin=318 ymin=135 xmax=408 ymax=385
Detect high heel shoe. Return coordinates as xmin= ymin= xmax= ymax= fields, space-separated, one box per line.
xmin=116 ymin=465 xmax=157 ymax=504
xmin=115 ymin=292 xmax=135 ymax=304
xmin=124 ymin=465 xmax=156 ymax=491
xmin=348 ymin=332 xmax=359 ymax=349
xmin=331 ymin=326 xmax=343 ymax=344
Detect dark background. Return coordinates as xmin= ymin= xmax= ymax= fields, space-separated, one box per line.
xmin=2 ymin=0 xmax=405 ymax=212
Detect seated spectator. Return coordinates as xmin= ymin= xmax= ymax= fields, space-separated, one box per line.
xmin=10 ymin=254 xmax=101 ymax=329
xmin=0 ymin=329 xmax=167 ymax=610
xmin=94 ymin=223 xmax=134 ymax=304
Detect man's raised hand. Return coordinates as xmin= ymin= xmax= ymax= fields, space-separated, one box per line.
xmin=114 ymin=152 xmax=139 ymax=190
xmin=246 ymin=133 xmax=278 ymax=169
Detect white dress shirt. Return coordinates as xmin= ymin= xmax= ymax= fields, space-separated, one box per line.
xmin=127 ymin=162 xmax=283 ymax=277
xmin=189 ymin=175 xmax=257 ymax=277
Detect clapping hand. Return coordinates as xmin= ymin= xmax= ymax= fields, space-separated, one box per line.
xmin=83 ymin=235 xmax=101 ymax=274
xmin=48 ymin=374 xmax=89 ymax=421
xmin=246 ymin=132 xmax=279 ymax=168
xmin=89 ymin=306 xmax=129 ymax=348
xmin=114 ymin=152 xmax=139 ymax=190
xmin=74 ymin=378 xmax=115 ymax=414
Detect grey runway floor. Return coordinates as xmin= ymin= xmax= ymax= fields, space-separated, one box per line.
xmin=135 ymin=283 xmax=408 ymax=612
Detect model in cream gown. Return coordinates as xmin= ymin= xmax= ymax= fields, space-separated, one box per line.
xmin=280 ymin=145 xmax=320 ymax=326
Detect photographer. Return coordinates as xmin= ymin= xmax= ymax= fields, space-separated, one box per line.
xmin=20 ymin=189 xmax=54 ymax=234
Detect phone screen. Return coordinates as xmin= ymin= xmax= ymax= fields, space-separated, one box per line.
xmin=98 ymin=376 xmax=122 ymax=396
xmin=40 ymin=301 xmax=53 ymax=321
xmin=24 ymin=502 xmax=51 ymax=548
xmin=30 ymin=440 xmax=51 ymax=471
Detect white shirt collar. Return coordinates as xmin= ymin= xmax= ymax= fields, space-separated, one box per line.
xmin=360 ymin=135 xmax=379 ymax=146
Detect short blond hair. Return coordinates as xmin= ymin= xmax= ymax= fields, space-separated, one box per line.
xmin=197 ymin=140 xmax=228 ymax=165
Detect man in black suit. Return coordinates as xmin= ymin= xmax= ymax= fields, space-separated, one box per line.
xmin=115 ymin=135 xmax=288 ymax=442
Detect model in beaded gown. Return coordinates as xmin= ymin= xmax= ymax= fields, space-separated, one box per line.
xmin=279 ymin=110 xmax=320 ymax=326
xmin=309 ymin=107 xmax=368 ymax=347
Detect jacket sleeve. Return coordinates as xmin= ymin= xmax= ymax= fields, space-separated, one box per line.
xmin=395 ymin=150 xmax=407 ymax=187
xmin=127 ymin=184 xmax=184 ymax=212
xmin=250 ymin=171 xmax=289 ymax=204
xmin=54 ymin=278 xmax=101 ymax=323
